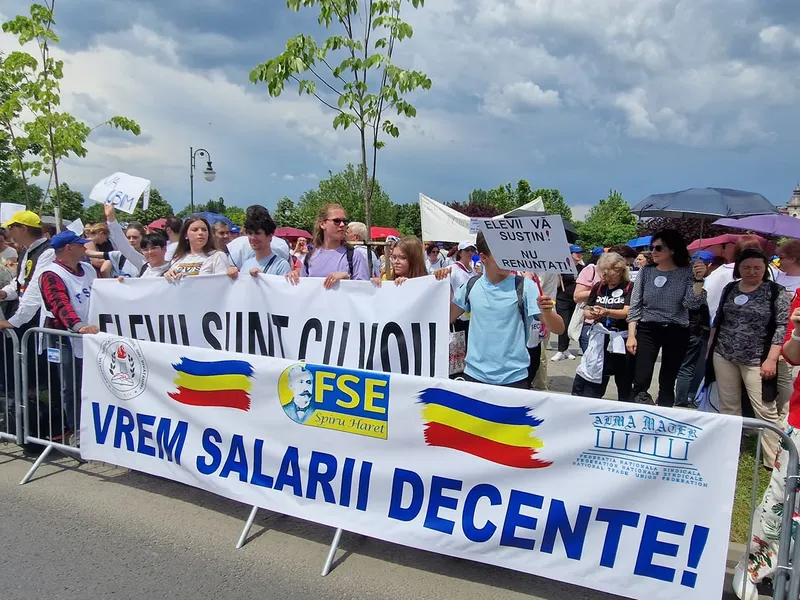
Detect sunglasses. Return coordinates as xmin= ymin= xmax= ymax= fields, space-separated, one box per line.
xmin=326 ymin=218 xmax=349 ymax=226
xmin=650 ymin=244 xmax=666 ymax=252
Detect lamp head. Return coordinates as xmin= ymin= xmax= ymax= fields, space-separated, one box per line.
xmin=203 ymin=161 xmax=216 ymax=182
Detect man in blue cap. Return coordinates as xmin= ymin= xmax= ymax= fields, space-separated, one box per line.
xmin=674 ymin=250 xmax=716 ymax=407
xmin=34 ymin=231 xmax=98 ymax=437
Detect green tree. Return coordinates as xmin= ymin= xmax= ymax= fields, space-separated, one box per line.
xmin=274 ymin=196 xmax=303 ymax=228
xmin=41 ymin=182 xmax=83 ymax=221
xmin=2 ymin=2 xmax=140 ymax=226
xmin=395 ymin=201 xmax=420 ymax=237
xmin=515 ymin=179 xmax=534 ymax=207
xmin=295 ymin=163 xmax=395 ymax=231
xmin=486 ymin=183 xmax=516 ymax=213
xmin=205 ymin=197 xmax=226 ymax=214
xmin=576 ymin=190 xmax=637 ymax=248
xmin=534 ymin=188 xmax=572 ymax=223
xmin=250 ymin=0 xmax=431 ymax=250
xmin=224 ymin=205 xmax=245 ymax=226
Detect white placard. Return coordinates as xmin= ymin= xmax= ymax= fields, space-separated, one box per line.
xmin=88 ymin=274 xmax=449 ymax=378
xmin=469 ymin=218 xmax=480 ymax=234
xmin=66 ymin=218 xmax=85 ymax=235
xmin=474 ymin=215 xmax=575 ymax=274
xmin=81 ymin=332 xmax=742 ymax=600
xmin=0 ymin=202 xmax=26 ymax=225
xmin=89 ymin=172 xmax=151 ymax=215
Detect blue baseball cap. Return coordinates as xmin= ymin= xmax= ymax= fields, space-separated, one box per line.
xmin=569 ymin=245 xmax=583 ymax=254
xmin=592 ymin=247 xmax=605 ymax=256
xmin=230 ymin=225 xmax=241 ymax=234
xmin=50 ymin=230 xmax=90 ymax=250
xmin=692 ymin=250 xmax=715 ymax=263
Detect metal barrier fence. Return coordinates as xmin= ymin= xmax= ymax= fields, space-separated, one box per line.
xmin=3 ymin=328 xmax=800 ymax=598
xmin=18 ymin=327 xmax=83 ymax=484
xmin=0 ymin=329 xmax=21 ymax=446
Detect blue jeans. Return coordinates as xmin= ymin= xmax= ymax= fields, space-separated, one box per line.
xmin=674 ymin=331 xmax=708 ymax=407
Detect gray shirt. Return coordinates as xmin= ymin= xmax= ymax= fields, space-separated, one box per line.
xmin=628 ymin=265 xmax=705 ymax=328
xmin=714 ymin=282 xmax=790 ymax=366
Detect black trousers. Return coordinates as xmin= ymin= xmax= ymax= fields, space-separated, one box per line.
xmin=632 ymin=322 xmax=690 ymax=407
xmin=572 ymin=351 xmax=635 ymax=402
xmin=527 ymin=345 xmax=542 ymax=389
xmin=555 ymin=298 xmax=575 ymax=353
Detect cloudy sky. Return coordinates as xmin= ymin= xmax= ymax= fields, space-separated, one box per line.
xmin=0 ymin=0 xmax=797 ymax=219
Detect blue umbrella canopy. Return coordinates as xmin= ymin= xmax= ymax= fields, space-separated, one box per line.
xmin=190 ymin=211 xmax=235 ymax=228
xmin=627 ymin=235 xmax=653 ymax=249
xmin=630 ymin=187 xmax=778 ymax=219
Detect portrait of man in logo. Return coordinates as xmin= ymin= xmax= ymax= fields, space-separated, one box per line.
xmin=283 ymin=365 xmax=315 ymax=424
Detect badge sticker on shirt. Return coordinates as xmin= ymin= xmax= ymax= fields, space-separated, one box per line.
xmin=734 ymin=294 xmax=749 ymax=306
xmin=654 ymin=276 xmax=667 ymax=288
xmin=612 ymin=289 xmax=624 ymax=298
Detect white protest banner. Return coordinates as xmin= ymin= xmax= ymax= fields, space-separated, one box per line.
xmin=88 ymin=275 xmax=449 ymax=378
xmin=81 ymin=332 xmax=742 ymax=600
xmin=475 ymin=214 xmax=575 ymax=274
xmin=0 ymin=202 xmax=25 ymax=224
xmin=89 ymin=172 xmax=151 ymax=215
xmin=66 ymin=218 xmax=85 ymax=235
xmin=419 ymin=193 xmax=475 ymax=244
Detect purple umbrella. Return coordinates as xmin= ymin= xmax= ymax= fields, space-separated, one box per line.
xmin=714 ymin=214 xmax=800 ymax=239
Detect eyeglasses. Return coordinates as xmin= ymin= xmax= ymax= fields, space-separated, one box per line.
xmin=650 ymin=245 xmax=666 ymax=252
xmin=326 ymin=218 xmax=349 ymax=226
xmin=430 ymin=248 xmax=439 ymax=254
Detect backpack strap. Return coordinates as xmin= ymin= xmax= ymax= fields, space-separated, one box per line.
xmin=714 ymin=281 xmax=739 ymax=329
xmin=464 ymin=275 xmax=482 ymax=312
xmin=139 ymin=263 xmax=148 ymax=277
xmin=515 ymin=275 xmax=526 ymax=328
xmin=262 ymin=255 xmax=277 ymax=274
xmin=345 ymin=246 xmax=354 ymax=278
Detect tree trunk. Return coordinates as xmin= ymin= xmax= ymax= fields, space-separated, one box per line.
xmin=360 ymin=128 xmax=374 ymax=276
xmin=48 ymin=125 xmax=62 ymax=229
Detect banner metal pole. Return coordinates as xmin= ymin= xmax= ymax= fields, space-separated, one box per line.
xmin=235 ymin=505 xmax=259 ymax=549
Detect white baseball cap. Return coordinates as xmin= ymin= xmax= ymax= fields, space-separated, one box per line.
xmin=457 ymin=240 xmax=477 ymax=251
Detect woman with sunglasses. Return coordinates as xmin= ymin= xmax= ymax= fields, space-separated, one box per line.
xmin=626 ymin=229 xmax=707 ymax=406
xmin=425 ymin=242 xmax=445 ymax=273
xmin=286 ymin=204 xmax=369 ymax=289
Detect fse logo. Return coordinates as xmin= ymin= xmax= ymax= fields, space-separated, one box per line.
xmin=277 ymin=363 xmax=390 ymax=439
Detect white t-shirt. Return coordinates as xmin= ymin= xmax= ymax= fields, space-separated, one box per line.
xmin=775 ymin=272 xmax=800 ymax=295
xmin=142 ymin=263 xmax=170 ymax=278
xmin=227 ymin=235 xmax=290 ymax=268
xmin=449 ymin=262 xmax=475 ymax=321
xmin=169 ymin=251 xmax=230 ymax=276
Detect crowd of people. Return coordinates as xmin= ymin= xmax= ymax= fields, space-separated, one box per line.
xmin=0 ymin=202 xmax=799 ymax=598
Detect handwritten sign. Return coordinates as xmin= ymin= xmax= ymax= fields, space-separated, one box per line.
xmin=89 ymin=172 xmax=151 ymax=215
xmin=474 ymin=215 xmax=575 ymax=274
xmin=0 ymin=202 xmax=26 ymax=226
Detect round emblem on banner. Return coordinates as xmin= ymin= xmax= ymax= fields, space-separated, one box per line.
xmin=611 ymin=289 xmax=624 ymax=298
xmin=734 ymin=294 xmax=749 ymax=306
xmin=97 ymin=337 xmax=148 ymax=400
xmin=654 ymin=276 xmax=667 ymax=288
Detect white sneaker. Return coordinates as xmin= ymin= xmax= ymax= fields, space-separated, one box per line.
xmin=565 ymin=350 xmax=577 ymax=360
xmin=551 ymin=352 xmax=567 ymax=362
xmin=732 ymin=566 xmax=759 ymax=600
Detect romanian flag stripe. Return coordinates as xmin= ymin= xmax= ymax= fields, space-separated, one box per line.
xmin=173 ymin=372 xmax=252 ymax=393
xmin=424 ymin=422 xmax=551 ymax=469
xmin=418 ymin=388 xmax=542 ymax=427
xmin=172 ymin=357 xmax=254 ymax=377
xmin=421 ymin=403 xmax=543 ymax=449
xmin=168 ymin=388 xmax=251 ymax=411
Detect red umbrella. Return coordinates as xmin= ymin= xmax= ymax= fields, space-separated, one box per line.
xmin=275 ymin=227 xmax=311 ymax=240
xmin=148 ymin=218 xmax=167 ymax=230
xmin=688 ymin=233 xmax=768 ymax=251
xmin=371 ymin=226 xmax=401 ymax=239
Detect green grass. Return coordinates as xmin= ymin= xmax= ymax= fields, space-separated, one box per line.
xmin=731 ymin=435 xmax=772 ymax=543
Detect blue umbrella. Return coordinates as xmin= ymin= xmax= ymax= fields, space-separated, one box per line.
xmin=190 ymin=211 xmax=235 ymax=228
xmin=630 ymin=187 xmax=778 ymax=219
xmin=627 ymin=235 xmax=653 ymax=249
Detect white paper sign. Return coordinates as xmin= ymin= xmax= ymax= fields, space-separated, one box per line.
xmin=88 ymin=275 xmax=450 ymax=378
xmin=474 ymin=215 xmax=575 ymax=274
xmin=66 ymin=218 xmax=85 ymax=235
xmin=89 ymin=172 xmax=151 ymax=215
xmin=0 ymin=202 xmax=26 ymax=225
xmin=80 ymin=333 xmax=742 ymax=600
xmin=469 ymin=218 xmax=481 ymax=234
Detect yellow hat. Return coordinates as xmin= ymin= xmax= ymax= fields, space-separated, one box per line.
xmin=2 ymin=210 xmax=41 ymax=229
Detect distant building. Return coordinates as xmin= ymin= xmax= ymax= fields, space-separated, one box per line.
xmin=785 ymin=184 xmax=800 ymax=219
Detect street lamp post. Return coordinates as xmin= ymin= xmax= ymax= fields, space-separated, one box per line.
xmin=189 ymin=146 xmax=216 ymax=213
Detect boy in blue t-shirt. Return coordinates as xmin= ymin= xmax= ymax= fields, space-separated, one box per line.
xmin=231 ymin=206 xmax=291 ymax=278
xmin=451 ymin=232 xmax=565 ymax=387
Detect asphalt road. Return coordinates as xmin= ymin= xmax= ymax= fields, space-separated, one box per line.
xmin=0 ymin=342 xmax=752 ymax=600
